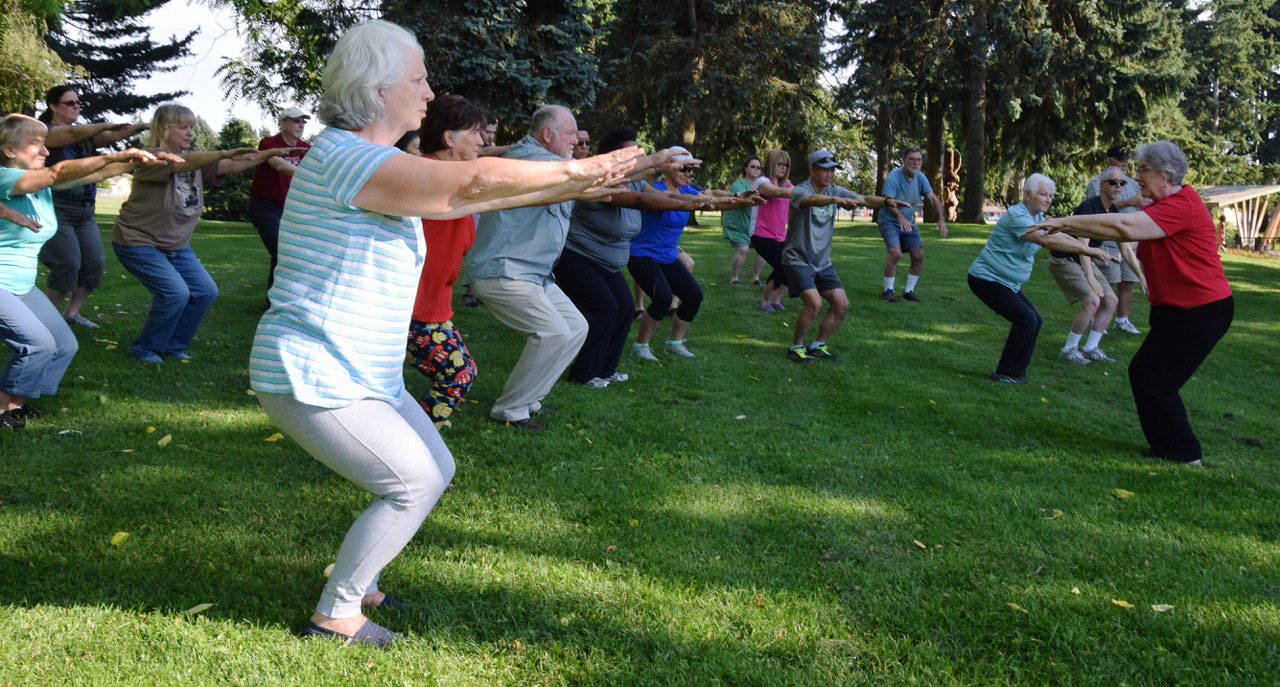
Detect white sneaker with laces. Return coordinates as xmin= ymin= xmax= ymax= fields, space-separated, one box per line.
xmin=1082 ymin=347 xmax=1115 ymax=362
xmin=1059 ymin=347 xmax=1091 ymax=365
xmin=606 ymin=372 xmax=629 ymax=383
xmin=582 ymin=377 xmax=610 ymax=389
xmin=664 ymin=340 xmax=695 ymax=358
xmin=632 ymin=343 xmax=658 ymax=361
xmin=1113 ymin=319 xmax=1141 ymax=334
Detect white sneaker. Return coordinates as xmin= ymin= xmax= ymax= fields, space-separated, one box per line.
xmin=664 ymin=340 xmax=695 ymax=358
xmin=1113 ymin=319 xmax=1142 ymax=334
xmin=1059 ymin=347 xmax=1091 ymax=365
xmin=64 ymin=314 xmax=99 ymax=329
xmin=632 ymin=343 xmax=658 ymax=361
xmin=1082 ymin=347 xmax=1115 ymax=362
xmin=582 ymin=377 xmax=610 ymax=389
xmin=606 ymin=372 xmax=629 ymax=383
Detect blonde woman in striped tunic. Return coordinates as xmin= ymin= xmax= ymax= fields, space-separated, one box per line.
xmin=247 ymin=20 xmax=642 ymax=647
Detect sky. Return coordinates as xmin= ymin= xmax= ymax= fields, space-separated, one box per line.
xmin=135 ymin=1 xmax=281 ymax=133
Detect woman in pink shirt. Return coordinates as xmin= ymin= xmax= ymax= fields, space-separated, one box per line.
xmin=750 ymin=149 xmax=793 ymax=311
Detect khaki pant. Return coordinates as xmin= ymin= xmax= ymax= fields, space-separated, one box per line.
xmin=471 ymin=278 xmax=587 ymax=421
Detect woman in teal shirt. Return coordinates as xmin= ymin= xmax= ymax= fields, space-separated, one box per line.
xmin=0 ymin=114 xmax=164 ymax=429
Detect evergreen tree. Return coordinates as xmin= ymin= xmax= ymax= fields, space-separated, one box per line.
xmin=203 ymin=117 xmax=258 ymax=221
xmin=43 ymin=0 xmax=195 ymax=119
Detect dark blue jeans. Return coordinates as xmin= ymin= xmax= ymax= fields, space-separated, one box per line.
xmin=112 ymin=243 xmax=218 ymax=358
xmin=968 ymin=274 xmax=1042 ymax=379
xmin=248 ymin=196 xmax=283 ymax=288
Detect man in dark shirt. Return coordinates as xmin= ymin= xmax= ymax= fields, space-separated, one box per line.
xmin=249 ymin=107 xmax=311 ymax=293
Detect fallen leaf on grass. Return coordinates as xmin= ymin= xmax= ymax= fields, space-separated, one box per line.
xmin=110 ymin=531 xmax=129 ymax=546
xmin=264 ymin=432 xmax=285 ymax=442
xmin=913 ymin=539 xmax=928 ymax=550
xmin=1045 ymin=508 xmax=1064 ymax=520
xmin=1040 ymin=396 xmax=1049 ymax=404
xmin=323 ymin=563 xmax=335 ymax=578
xmin=98 ymin=394 xmax=108 ymax=404
xmin=157 ymin=434 xmax=172 ymax=447
xmin=145 ymin=426 xmax=156 ymax=434
xmin=1151 ymin=604 xmax=1174 ymax=612
xmin=1111 ymin=599 xmax=1134 ymax=609
xmin=734 ymin=414 xmax=747 ymax=420
xmin=1071 ymin=587 xmax=1081 ymax=595
xmin=605 ymin=545 xmax=617 ymax=553
xmin=246 ymin=389 xmax=256 ymax=396
xmin=1007 ymin=602 xmax=1029 ymax=614
xmin=754 ymin=593 xmax=766 ymax=606
xmin=184 ymin=603 xmax=214 ymax=615
xmin=628 ymin=519 xmax=638 ymax=526
xmin=1112 ymin=489 xmax=1135 ymax=500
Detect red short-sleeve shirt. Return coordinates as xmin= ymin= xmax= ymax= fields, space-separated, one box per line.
xmin=249 ymin=134 xmax=311 ymax=205
xmin=1138 ymin=185 xmax=1231 ymax=308
xmin=412 ymin=215 xmax=476 ymax=323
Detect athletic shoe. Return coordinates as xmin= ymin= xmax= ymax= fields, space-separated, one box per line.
xmin=133 ymin=350 xmax=164 ymax=364
xmin=168 ymin=351 xmax=193 ymax=361
xmin=1113 ymin=319 xmax=1142 ymax=334
xmin=787 ymin=347 xmax=816 ymax=364
xmin=460 ymin=293 xmax=483 ymax=308
xmin=11 ymin=403 xmax=43 ymax=420
xmin=632 ymin=343 xmax=658 ymax=361
xmin=773 ymin=302 xmax=786 ymax=311
xmin=759 ymin=302 xmax=775 ymax=312
xmin=989 ymin=373 xmax=1025 ymax=384
xmin=1082 ymin=347 xmax=1115 ymax=363
xmin=752 ymin=279 xmax=762 ymax=286
xmin=0 ymin=409 xmax=25 ymax=430
xmin=1059 ymin=347 xmax=1091 ymax=365
xmin=606 ymin=372 xmax=629 ymax=383
xmin=665 ymin=340 xmax=696 ymax=358
xmin=582 ymin=377 xmax=610 ymax=389
xmin=881 ymin=289 xmax=896 ymax=302
xmin=902 ymin=291 xmax=921 ymax=302
xmin=495 ymin=416 xmax=545 ymax=432
xmin=64 ymin=314 xmax=99 ymax=328
xmin=805 ymin=343 xmax=837 ymax=360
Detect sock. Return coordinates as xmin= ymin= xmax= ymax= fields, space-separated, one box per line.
xmin=1115 ymin=316 xmax=1130 ymax=325
xmin=1083 ymin=330 xmax=1104 ymax=351
xmin=665 ymin=339 xmax=683 ymax=346
xmin=883 ymin=276 xmax=895 ymax=291
xmin=905 ymin=274 xmax=920 ymax=292
xmin=1063 ymin=331 xmax=1082 ymax=351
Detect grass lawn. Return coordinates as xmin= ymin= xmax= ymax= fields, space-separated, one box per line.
xmin=2 ymin=208 xmax=1277 ymax=686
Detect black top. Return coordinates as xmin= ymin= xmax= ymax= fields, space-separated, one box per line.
xmin=47 ymin=137 xmax=97 ymax=205
xmin=1050 ymin=195 xmax=1110 ymax=261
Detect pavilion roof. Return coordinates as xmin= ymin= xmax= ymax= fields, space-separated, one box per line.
xmin=1197 ymin=185 xmax=1280 ymax=206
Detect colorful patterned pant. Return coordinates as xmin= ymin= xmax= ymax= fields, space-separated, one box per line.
xmin=407 ymin=319 xmax=476 ymax=424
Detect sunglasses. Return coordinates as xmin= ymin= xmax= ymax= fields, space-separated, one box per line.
xmin=59 ymin=100 xmax=81 ymax=107
xmin=1103 ymin=179 xmax=1127 ymax=187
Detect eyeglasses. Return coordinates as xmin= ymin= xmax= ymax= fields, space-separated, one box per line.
xmin=777 ymin=162 xmax=790 ymax=167
xmin=1103 ymin=179 xmax=1127 ymax=187
xmin=59 ymin=100 xmax=80 ymax=107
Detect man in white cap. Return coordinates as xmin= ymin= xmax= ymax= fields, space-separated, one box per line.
xmin=783 ymin=150 xmax=903 ymax=363
xmin=249 ymin=107 xmax=312 ymax=296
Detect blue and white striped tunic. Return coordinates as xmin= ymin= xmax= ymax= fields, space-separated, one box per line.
xmin=249 ymin=127 xmax=425 ymax=407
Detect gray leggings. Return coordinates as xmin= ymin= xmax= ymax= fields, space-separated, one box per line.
xmin=257 ymin=390 xmax=456 ymax=618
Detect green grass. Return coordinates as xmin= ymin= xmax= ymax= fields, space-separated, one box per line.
xmin=2 ymin=210 xmax=1277 ymax=685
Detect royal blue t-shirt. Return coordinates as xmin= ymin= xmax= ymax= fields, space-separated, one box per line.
xmin=630 ymin=180 xmax=698 ymax=264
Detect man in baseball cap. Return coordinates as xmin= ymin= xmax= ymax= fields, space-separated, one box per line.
xmin=249 ymin=107 xmax=312 ymax=303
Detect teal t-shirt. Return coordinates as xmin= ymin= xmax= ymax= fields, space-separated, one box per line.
xmin=967 ymin=203 xmax=1042 ymax=291
xmin=0 ymin=166 xmax=57 ymax=294
xmin=721 ymin=177 xmax=754 ymax=234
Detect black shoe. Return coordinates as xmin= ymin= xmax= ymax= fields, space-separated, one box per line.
xmin=461 ymin=294 xmax=483 ymax=308
xmin=12 ymin=403 xmax=43 ymax=420
xmin=881 ymin=289 xmax=896 ymax=302
xmin=989 ymin=373 xmax=1025 ymax=385
xmin=496 ymin=417 xmax=546 ymax=432
xmin=902 ymin=291 xmax=921 ymax=302
xmin=0 ymin=409 xmax=26 ymax=430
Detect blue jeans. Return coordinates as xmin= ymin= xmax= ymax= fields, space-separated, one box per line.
xmin=112 ymin=244 xmax=218 ymax=358
xmin=0 ymin=287 xmax=79 ymax=398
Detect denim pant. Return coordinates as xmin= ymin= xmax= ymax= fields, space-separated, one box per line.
xmin=0 ymin=287 xmax=78 ymax=398
xmin=968 ymin=274 xmax=1043 ymax=379
xmin=248 ymin=196 xmax=283 ymax=288
xmin=113 ymin=243 xmax=219 ymax=358
xmin=1130 ymin=296 xmax=1233 ymax=462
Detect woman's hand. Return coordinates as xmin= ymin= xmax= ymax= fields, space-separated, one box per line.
xmin=1031 ymin=218 xmax=1064 ymax=234
xmin=566 ymin=146 xmax=645 ymax=192
xmin=1084 ymin=246 xmax=1120 ymax=263
xmin=108 ymin=148 xmax=161 ymax=165
xmin=223 ymin=147 xmax=263 ymax=161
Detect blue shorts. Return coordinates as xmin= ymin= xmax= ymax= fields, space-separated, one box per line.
xmin=879 ymin=222 xmax=924 ymax=251
xmin=784 ymin=263 xmax=843 ymax=297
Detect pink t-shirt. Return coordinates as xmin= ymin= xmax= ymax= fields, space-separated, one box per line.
xmin=753 ymin=179 xmax=792 ymax=241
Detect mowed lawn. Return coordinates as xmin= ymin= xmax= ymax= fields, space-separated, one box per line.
xmin=2 ymin=205 xmax=1277 ymax=686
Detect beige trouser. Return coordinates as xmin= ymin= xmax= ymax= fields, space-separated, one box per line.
xmin=471 ymin=278 xmax=587 ymax=421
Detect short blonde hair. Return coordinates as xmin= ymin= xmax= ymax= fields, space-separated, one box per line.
xmin=0 ymin=114 xmax=48 ymax=166
xmin=319 ymin=19 xmax=424 ymax=131
xmin=146 ymin=103 xmax=196 ymax=149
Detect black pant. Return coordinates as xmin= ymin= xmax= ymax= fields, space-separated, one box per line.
xmin=750 ymin=235 xmax=787 ymax=289
xmin=627 ymin=255 xmax=703 ymax=322
xmin=1129 ymin=296 xmax=1233 ymax=462
xmin=248 ymin=196 xmax=283 ymax=288
xmin=968 ymin=274 xmax=1043 ymax=379
xmin=554 ymin=250 xmax=635 ymax=383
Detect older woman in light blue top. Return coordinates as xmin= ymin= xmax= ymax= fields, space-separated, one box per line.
xmin=966 ymin=173 xmax=1115 ymax=384
xmin=247 ymin=19 xmax=641 ymax=647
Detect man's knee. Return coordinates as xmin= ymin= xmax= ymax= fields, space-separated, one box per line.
xmin=885 ymin=246 xmax=903 ymax=261
xmin=1082 ymin=293 xmax=1101 ymax=312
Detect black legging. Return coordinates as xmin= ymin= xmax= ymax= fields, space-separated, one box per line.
xmin=750 ymin=235 xmax=787 ymax=289
xmin=1129 ymin=296 xmax=1232 ymax=462
xmin=553 ymin=249 xmax=635 ymax=383
xmin=968 ymin=274 xmax=1043 ymax=379
xmin=627 ymin=255 xmax=702 ymax=322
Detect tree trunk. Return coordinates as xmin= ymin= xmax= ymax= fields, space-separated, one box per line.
xmin=924 ymin=95 xmax=945 ymax=223
xmin=874 ymin=100 xmax=892 ymax=195
xmin=959 ymin=0 xmax=988 ymax=224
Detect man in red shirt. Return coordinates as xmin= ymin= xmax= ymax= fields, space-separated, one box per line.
xmin=249 ymin=107 xmax=311 ymax=294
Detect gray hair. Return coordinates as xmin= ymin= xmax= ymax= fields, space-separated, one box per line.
xmin=528 ymin=104 xmax=571 ymax=138
xmin=1 ymin=114 xmax=47 ymax=165
xmin=319 ymin=20 xmax=424 ymax=130
xmin=1136 ymin=140 xmax=1187 ymax=185
xmin=1022 ymin=173 xmax=1056 ymax=196
xmin=902 ymin=146 xmax=923 ymax=159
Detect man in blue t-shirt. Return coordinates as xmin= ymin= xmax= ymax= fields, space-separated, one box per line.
xmin=877 ymin=146 xmax=947 ymax=302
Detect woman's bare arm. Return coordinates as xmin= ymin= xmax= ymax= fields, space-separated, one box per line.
xmin=1033 ymin=212 xmax=1166 ymax=241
